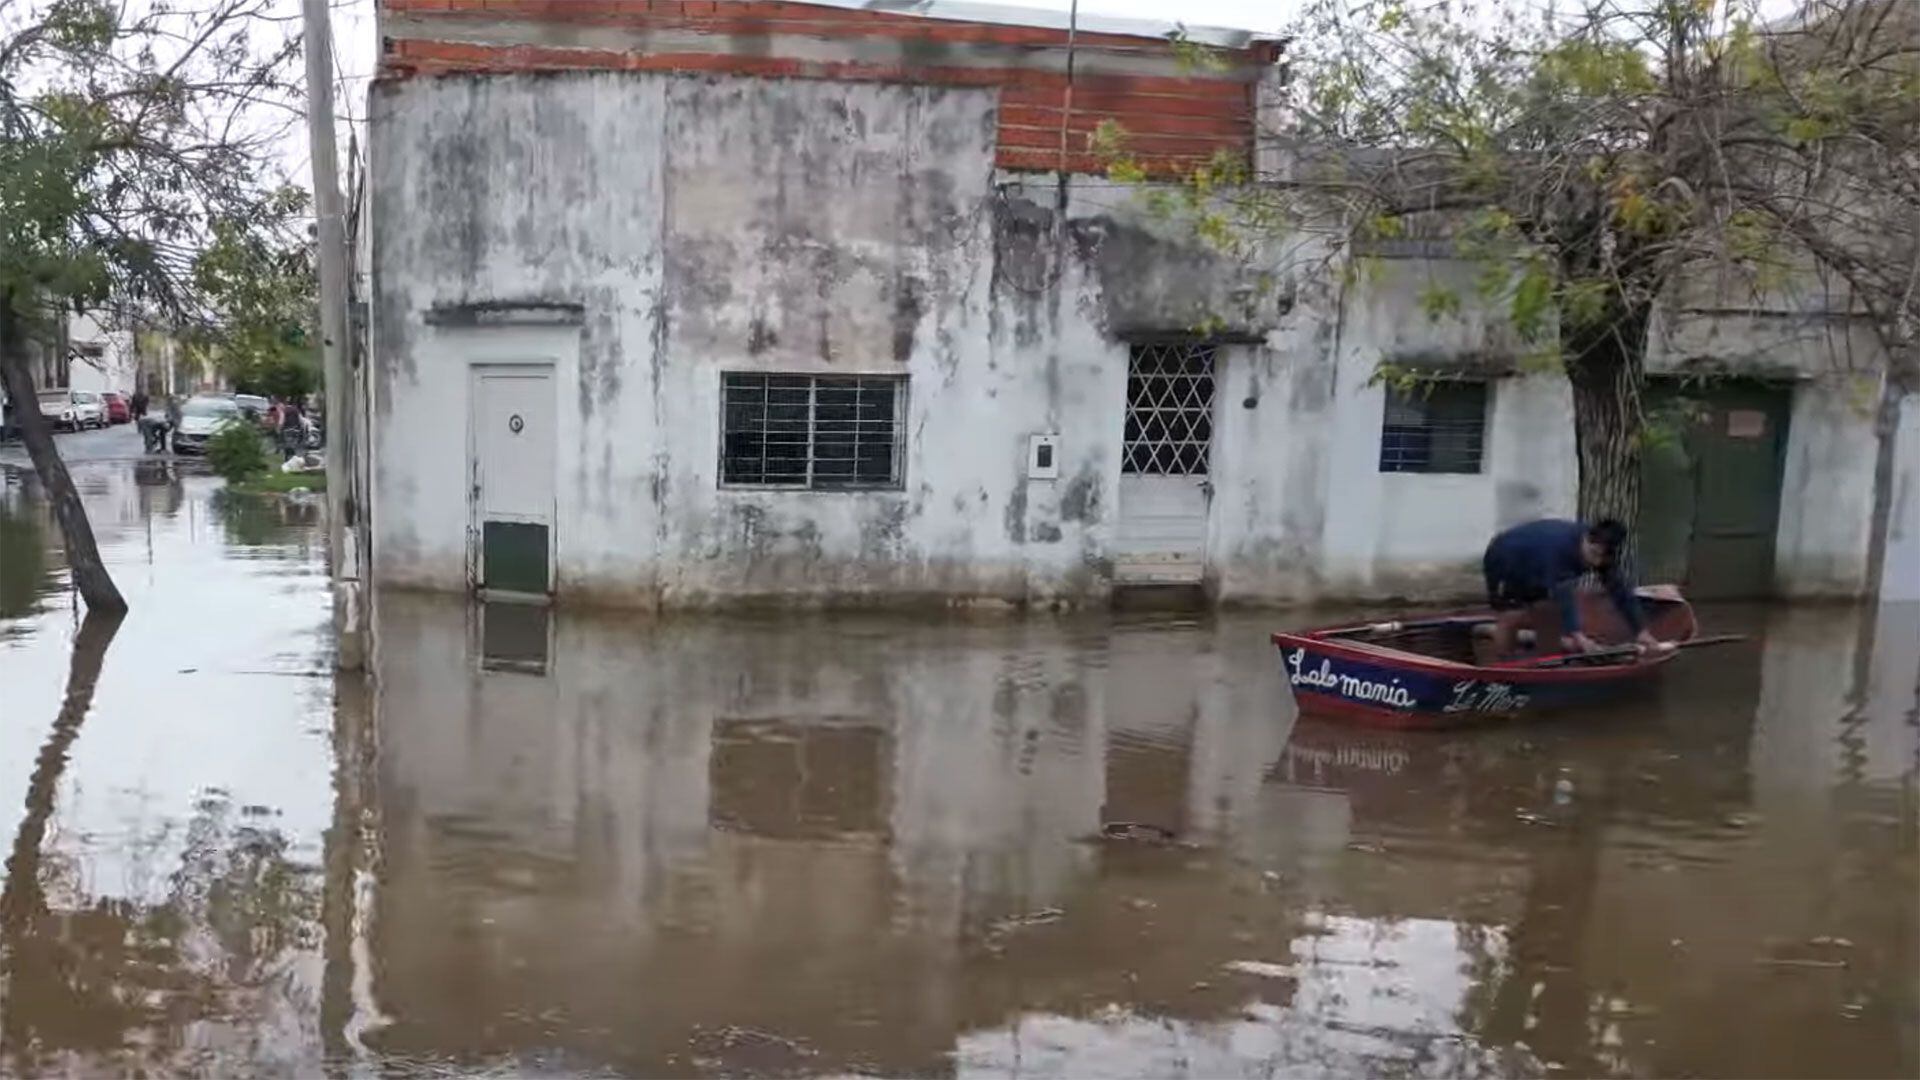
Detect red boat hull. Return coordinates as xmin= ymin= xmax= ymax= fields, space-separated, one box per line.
xmin=1273 ymin=588 xmax=1698 ymax=730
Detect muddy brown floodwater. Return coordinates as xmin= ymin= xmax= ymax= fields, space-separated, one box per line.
xmin=0 ymin=460 xmax=1915 ymax=1078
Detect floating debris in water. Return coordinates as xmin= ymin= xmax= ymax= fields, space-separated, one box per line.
xmin=1101 ymin=821 xmax=1180 ymax=844
xmin=988 ymin=907 xmax=1064 ymax=933
xmin=1223 ymin=960 xmax=1297 ymax=979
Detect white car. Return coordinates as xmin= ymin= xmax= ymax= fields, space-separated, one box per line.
xmin=37 ymin=389 xmax=105 ymax=432
xmin=171 ymin=395 xmax=245 ymax=455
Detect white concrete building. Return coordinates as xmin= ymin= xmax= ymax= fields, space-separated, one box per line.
xmin=364 ymin=0 xmax=1898 ymax=609
xmin=65 ymin=311 xmax=138 ymax=398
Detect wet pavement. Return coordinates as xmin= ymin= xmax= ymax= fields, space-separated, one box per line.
xmin=1 ymin=459 xmax=1915 ymax=1077
xmin=0 ymin=422 xmax=151 ymax=467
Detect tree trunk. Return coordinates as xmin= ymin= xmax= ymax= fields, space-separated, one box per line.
xmin=0 ymin=299 xmax=127 ymax=614
xmin=1861 ymin=347 xmax=1916 ymax=602
xmin=1565 ymin=305 xmax=1651 ymax=563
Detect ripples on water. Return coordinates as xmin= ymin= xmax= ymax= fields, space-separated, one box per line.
xmin=0 ymin=461 xmax=1914 ymax=1077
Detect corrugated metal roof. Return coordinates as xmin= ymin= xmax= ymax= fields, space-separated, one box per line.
xmin=788 ymin=0 xmax=1279 ymax=50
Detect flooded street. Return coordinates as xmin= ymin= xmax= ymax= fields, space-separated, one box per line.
xmin=1 ymin=458 xmax=1915 ymax=1077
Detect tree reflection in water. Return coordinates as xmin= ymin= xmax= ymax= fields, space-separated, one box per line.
xmin=0 ymin=613 xmax=323 ymax=1074
xmin=212 ymin=490 xmax=321 ymax=552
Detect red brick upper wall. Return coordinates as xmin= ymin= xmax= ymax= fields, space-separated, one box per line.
xmin=378 ymin=0 xmax=1281 ymax=176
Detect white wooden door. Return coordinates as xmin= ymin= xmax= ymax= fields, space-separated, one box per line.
xmin=1114 ymin=343 xmax=1216 ymax=585
xmin=470 ymin=365 xmax=555 ymax=596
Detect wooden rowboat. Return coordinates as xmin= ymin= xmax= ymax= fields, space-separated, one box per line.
xmin=1271 ymin=586 xmax=1705 ymax=730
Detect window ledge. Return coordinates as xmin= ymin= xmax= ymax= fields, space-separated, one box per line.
xmin=717 ymin=485 xmax=908 ymax=496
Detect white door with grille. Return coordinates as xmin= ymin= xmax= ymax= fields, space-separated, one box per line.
xmin=1115 ymin=342 xmax=1216 ymax=585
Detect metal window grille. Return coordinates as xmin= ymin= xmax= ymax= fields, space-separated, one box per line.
xmin=1379 ymin=381 xmax=1488 ymax=474
xmin=1123 ymin=342 xmax=1216 ymax=475
xmin=721 ymin=373 xmax=905 ymax=490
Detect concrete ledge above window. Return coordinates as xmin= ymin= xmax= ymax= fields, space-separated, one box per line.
xmin=423 ymin=301 xmax=586 ymax=329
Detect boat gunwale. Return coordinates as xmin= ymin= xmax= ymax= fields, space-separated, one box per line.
xmin=1270 ymin=593 xmax=1697 ymax=688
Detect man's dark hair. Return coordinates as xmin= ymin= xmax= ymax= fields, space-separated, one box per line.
xmin=1585 ymin=518 xmax=1628 ymax=556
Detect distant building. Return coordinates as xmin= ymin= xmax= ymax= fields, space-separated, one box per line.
xmin=364 ymin=0 xmax=1894 ymax=607
xmin=65 ymin=310 xmax=138 ymax=397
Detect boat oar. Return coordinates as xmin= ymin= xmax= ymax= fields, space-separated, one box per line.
xmin=1323 ymin=614 xmax=1486 ymax=638
xmin=1510 ymin=634 xmax=1749 ymax=669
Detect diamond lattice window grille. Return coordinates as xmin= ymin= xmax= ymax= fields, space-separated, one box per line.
xmin=1123 ymin=342 xmax=1216 ymax=476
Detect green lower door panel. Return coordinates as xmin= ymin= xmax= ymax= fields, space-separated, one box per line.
xmin=482 ymin=520 xmax=549 ymax=595
xmin=1639 ymin=381 xmax=1789 ymax=600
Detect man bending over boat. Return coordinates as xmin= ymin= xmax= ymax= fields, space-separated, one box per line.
xmin=1482 ymin=518 xmax=1674 ymax=659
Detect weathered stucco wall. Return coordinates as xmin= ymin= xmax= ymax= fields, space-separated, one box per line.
xmin=1318 ymin=258 xmax=1578 ymax=600
xmin=373 ymin=72 xmax=1312 ymax=607
xmin=371 ymin=73 xmax=668 ymax=598
xmin=1884 ymin=394 xmax=1920 ymax=602
xmin=372 ymin=69 xmax=1879 ymax=608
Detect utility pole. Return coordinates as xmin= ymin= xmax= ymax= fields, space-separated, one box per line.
xmin=303 ymin=0 xmax=364 ymax=670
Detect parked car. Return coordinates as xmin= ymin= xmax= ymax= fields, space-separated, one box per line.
xmin=37 ymin=389 xmax=105 ymax=431
xmin=171 ymin=395 xmax=245 ymax=455
xmin=102 ymin=392 xmax=131 ymax=424
xmin=234 ymin=393 xmax=270 ymax=425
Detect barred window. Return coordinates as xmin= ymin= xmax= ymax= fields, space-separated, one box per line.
xmin=721 ymin=373 xmax=905 ymax=489
xmin=1379 ymin=381 xmax=1488 ymax=474
xmin=1122 ymin=341 xmax=1216 ymax=476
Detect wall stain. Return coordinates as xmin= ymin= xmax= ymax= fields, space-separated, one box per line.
xmin=747 ymin=316 xmax=778 ymax=355
xmin=860 ymin=501 xmax=910 ymax=561
xmin=1060 ymin=466 xmax=1102 ymax=524
xmin=990 ymin=191 xmax=1055 ymax=350
xmin=891 ymin=274 xmax=927 ymax=363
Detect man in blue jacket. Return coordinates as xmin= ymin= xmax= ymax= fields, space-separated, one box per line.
xmin=1483 ymin=518 xmax=1674 ymax=658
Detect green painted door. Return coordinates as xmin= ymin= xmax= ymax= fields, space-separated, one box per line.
xmin=1640 ymin=381 xmax=1791 ymax=599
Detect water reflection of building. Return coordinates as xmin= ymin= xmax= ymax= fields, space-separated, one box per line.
xmin=365 ymin=597 xmax=1311 ymax=1074
xmin=359 ymin=594 xmax=1918 ymax=1077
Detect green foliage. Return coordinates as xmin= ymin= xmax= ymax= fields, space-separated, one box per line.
xmin=0 ymin=0 xmax=305 ymax=340
xmin=1518 ymin=342 xmax=1564 ymax=375
xmin=1186 ymin=311 xmax=1230 ymax=339
xmin=1368 ymin=360 xmax=1423 ymax=394
xmin=205 ymin=420 xmax=270 ymax=484
xmin=232 ymin=355 xmax=318 ymax=402
xmin=1509 ymin=260 xmax=1556 ymax=341
xmin=1418 ymin=283 xmax=1463 ymax=321
xmin=1639 ymin=394 xmax=1708 ymax=452
xmin=189 ymin=214 xmax=320 ymax=391
xmin=1368 ymin=362 xmax=1478 ymax=395
xmin=1167 ymin=29 xmax=1232 ymax=74
xmin=1537 ymin=39 xmax=1656 ymax=98
xmin=1557 ymin=278 xmax=1612 ymax=330
xmin=1090 ymin=119 xmax=1130 ymax=164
